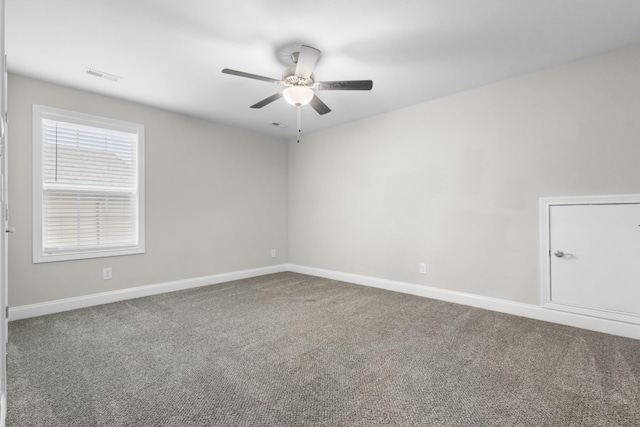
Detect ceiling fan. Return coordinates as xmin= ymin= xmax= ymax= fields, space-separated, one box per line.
xmin=222 ymin=45 xmax=372 ymax=141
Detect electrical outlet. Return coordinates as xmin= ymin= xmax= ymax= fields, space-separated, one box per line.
xmin=103 ymin=267 xmax=112 ymax=280
xmin=419 ymin=263 xmax=427 ymax=275
xmin=271 ymin=249 xmax=276 ymax=258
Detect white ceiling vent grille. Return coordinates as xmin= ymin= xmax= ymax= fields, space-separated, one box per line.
xmin=85 ymin=68 xmax=122 ymax=82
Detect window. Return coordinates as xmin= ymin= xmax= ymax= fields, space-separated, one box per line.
xmin=33 ymin=105 xmax=145 ymax=263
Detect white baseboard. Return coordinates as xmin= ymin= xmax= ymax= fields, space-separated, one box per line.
xmin=9 ymin=263 xmax=639 ymax=340
xmin=8 ymin=264 xmax=288 ymax=321
xmin=287 ymin=264 xmax=640 ymax=340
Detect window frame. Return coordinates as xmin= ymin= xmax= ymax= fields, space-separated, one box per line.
xmin=32 ymin=105 xmax=145 ymax=263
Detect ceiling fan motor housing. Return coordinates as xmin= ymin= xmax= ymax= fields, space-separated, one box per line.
xmin=282 ymin=69 xmax=314 ymax=88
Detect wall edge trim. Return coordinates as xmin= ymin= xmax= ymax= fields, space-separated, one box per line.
xmin=8 ymin=264 xmax=288 ymax=321
xmin=10 ymin=263 xmax=639 ymax=340
xmin=1 ymin=392 xmax=5 ymax=427
xmin=287 ymin=264 xmax=640 ymax=340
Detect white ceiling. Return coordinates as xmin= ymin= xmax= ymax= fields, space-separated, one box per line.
xmin=6 ymin=0 xmax=640 ymax=139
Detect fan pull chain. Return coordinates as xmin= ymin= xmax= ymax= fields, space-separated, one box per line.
xmin=297 ymin=106 xmax=301 ymax=143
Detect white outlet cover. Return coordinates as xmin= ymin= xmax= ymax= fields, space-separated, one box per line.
xmin=419 ymin=263 xmax=427 ymax=274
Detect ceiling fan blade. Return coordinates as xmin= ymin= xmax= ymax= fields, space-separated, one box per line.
xmin=250 ymin=92 xmax=283 ymax=109
xmin=316 ymin=80 xmax=373 ymax=91
xmin=295 ymin=45 xmax=321 ymax=79
xmin=222 ymin=68 xmax=281 ymax=84
xmin=309 ymin=95 xmax=331 ymax=115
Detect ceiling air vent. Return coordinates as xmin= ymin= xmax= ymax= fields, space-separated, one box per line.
xmin=85 ymin=68 xmax=122 ymax=82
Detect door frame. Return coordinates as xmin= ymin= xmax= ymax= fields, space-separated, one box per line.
xmin=540 ymin=194 xmax=640 ymax=325
xmin=0 ymin=0 xmax=6 ymax=423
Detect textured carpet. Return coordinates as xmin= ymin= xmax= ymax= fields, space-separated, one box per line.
xmin=7 ymin=272 xmax=640 ymax=426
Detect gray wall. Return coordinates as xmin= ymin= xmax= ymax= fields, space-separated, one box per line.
xmin=9 ymin=44 xmax=640 ymax=309
xmin=9 ymin=74 xmax=288 ymax=307
xmin=288 ymin=44 xmax=640 ymax=305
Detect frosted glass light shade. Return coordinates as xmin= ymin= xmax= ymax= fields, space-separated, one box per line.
xmin=283 ymin=86 xmax=314 ymax=106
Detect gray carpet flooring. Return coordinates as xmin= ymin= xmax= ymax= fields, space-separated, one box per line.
xmin=7 ymin=272 xmax=640 ymax=426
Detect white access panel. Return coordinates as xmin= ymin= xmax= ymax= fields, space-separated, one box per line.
xmin=548 ymin=202 xmax=640 ymax=322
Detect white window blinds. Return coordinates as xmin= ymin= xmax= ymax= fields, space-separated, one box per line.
xmin=33 ymin=105 xmax=145 ymax=262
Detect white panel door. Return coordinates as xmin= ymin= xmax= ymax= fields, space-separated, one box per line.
xmin=549 ymin=203 xmax=640 ymax=318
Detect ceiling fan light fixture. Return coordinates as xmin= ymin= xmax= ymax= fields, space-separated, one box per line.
xmin=283 ymin=86 xmax=314 ymax=106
